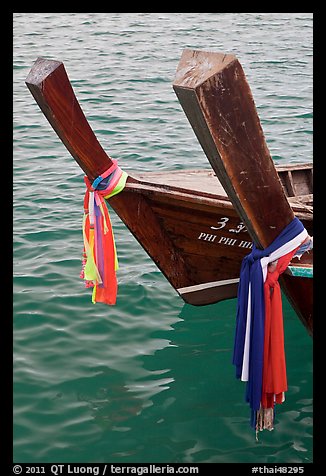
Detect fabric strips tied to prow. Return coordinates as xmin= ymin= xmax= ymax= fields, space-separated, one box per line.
xmin=80 ymin=159 xmax=128 ymax=305
xmin=232 ymin=217 xmax=312 ymax=435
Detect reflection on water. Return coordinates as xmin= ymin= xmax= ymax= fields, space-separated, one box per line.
xmin=13 ymin=268 xmax=312 ymax=463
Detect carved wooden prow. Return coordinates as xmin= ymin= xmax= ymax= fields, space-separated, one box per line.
xmin=25 ymin=58 xmax=192 ymax=293
xmin=173 ymin=49 xmax=313 ymax=335
xmin=173 ymin=49 xmax=294 ymax=249
xmin=25 ymin=57 xmax=113 ymax=181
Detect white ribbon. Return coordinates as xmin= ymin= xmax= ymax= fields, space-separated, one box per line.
xmin=240 ymin=228 xmax=308 ymax=382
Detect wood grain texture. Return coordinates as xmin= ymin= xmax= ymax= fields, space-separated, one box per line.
xmin=173 ymin=49 xmax=294 ymax=248
xmin=25 ymin=58 xmax=113 ymax=181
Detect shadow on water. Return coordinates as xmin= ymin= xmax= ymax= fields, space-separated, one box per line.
xmin=76 ymin=296 xmax=312 ymax=463
xmin=131 ymin=298 xmax=312 ymax=463
xmin=68 ymin=299 xmax=245 ymax=463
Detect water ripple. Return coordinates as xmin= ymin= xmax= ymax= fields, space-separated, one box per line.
xmin=14 ymin=12 xmax=312 ymax=464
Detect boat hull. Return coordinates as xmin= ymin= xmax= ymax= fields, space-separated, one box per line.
xmin=109 ymin=171 xmax=313 ymax=334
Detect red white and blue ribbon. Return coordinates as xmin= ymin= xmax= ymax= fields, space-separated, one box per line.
xmin=232 ymin=217 xmax=309 ymax=433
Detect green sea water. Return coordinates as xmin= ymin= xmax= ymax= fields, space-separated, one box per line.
xmin=13 ymin=13 xmax=313 ymax=464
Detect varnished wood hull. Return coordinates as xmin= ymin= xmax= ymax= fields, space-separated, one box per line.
xmin=108 ymin=169 xmax=313 ymax=335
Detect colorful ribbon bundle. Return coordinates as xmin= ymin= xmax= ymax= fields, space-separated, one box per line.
xmin=232 ymin=217 xmax=310 ymax=435
xmin=80 ymin=159 xmax=128 ymax=305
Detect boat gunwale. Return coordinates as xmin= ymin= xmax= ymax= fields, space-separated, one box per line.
xmin=121 ymin=165 xmax=313 ymax=219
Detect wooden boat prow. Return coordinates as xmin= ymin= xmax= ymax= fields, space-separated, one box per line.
xmin=173 ymin=49 xmax=296 ymax=247
xmin=25 ymin=52 xmax=313 ymax=336
xmin=173 ymin=49 xmax=313 ymax=334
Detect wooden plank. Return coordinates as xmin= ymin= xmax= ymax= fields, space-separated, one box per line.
xmin=291 ymin=169 xmax=313 ymax=196
xmin=285 ymin=171 xmax=296 ymax=197
xmin=133 ymin=164 xmax=313 ymax=202
xmin=173 ymin=49 xmax=294 ymax=248
xmin=25 ymin=58 xmax=113 ymax=181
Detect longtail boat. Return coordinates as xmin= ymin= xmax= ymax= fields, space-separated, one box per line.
xmin=25 ymin=50 xmax=313 ymax=336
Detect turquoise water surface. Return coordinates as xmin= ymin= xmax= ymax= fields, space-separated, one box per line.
xmin=13 ymin=13 xmax=313 ymax=464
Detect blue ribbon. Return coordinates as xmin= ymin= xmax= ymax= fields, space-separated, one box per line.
xmin=232 ymin=217 xmax=305 ymax=427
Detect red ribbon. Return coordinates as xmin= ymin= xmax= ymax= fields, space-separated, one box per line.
xmin=261 ymin=247 xmax=299 ymax=409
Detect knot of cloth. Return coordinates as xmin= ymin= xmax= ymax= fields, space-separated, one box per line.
xmin=247 ymin=248 xmax=267 ymax=265
xmin=80 ymin=160 xmax=128 ymax=305
xmin=232 ymin=217 xmax=309 ymax=432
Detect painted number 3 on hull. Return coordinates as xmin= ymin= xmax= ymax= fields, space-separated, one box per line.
xmin=210 ymin=217 xmax=247 ymax=234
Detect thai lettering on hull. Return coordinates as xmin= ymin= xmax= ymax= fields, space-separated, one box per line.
xmin=197 ymin=216 xmax=252 ymax=249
